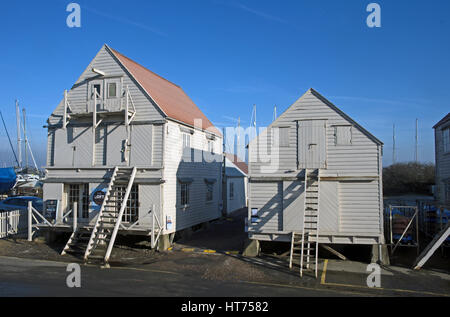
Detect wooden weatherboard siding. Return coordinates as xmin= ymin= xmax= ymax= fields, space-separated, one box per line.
xmin=162 ymin=120 xmax=222 ymax=233
xmin=248 ymin=89 xmax=384 ymax=244
xmin=434 ymin=116 xmax=450 ymax=205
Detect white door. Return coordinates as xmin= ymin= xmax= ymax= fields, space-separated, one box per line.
xmin=297 ymin=120 xmax=327 ymax=169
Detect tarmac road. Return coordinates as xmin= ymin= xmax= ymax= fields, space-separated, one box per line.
xmin=0 ymin=256 xmax=347 ymax=297
xmin=0 ymin=255 xmax=448 ymax=297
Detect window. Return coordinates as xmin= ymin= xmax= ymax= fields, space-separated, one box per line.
xmin=208 ymin=140 xmax=214 ymax=154
xmin=92 ymin=84 xmax=101 ymax=99
xmin=67 ymin=184 xmax=89 ymax=219
xmin=279 ymin=127 xmax=290 ymax=147
xmin=182 ymin=133 xmax=191 ymax=149
xmin=108 ymin=83 xmax=117 ymax=98
xmin=68 ymin=184 xmax=80 ymax=214
xmin=81 ymin=184 xmax=89 ymax=218
xmin=229 ymin=182 xmax=234 ymax=200
xmin=445 ymin=182 xmax=450 ymax=203
xmin=180 ymin=183 xmax=190 ymax=206
xmin=206 ymin=183 xmax=213 ymax=201
xmin=443 ymin=128 xmax=450 ymax=153
xmin=335 ymin=126 xmax=352 ymax=145
xmin=182 ymin=133 xmax=191 ymax=161
xmin=114 ymin=184 xmax=139 ymax=223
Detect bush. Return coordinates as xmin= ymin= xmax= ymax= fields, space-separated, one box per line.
xmin=383 ymin=162 xmax=435 ymax=196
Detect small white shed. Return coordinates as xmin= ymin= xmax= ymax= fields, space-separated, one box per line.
xmin=224 ymin=153 xmax=248 ymax=214
xmin=247 ymin=88 xmax=384 ymax=246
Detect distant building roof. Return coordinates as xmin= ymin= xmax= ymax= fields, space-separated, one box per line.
xmin=107 ymin=45 xmax=221 ymax=136
xmin=433 ymin=113 xmax=450 ymax=129
xmin=224 ymin=153 xmax=248 ymax=175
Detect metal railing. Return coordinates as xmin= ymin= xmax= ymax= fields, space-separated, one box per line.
xmin=386 ymin=205 xmax=420 ymax=255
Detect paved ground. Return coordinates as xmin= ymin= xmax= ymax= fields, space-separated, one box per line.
xmin=0 ymin=208 xmax=448 ymax=297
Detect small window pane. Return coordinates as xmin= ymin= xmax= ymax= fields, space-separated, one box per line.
xmin=182 ymin=133 xmax=190 ymax=148
xmin=445 ymin=182 xmax=450 ymax=202
xmin=208 ymin=140 xmax=214 ymax=154
xmin=206 ymin=183 xmax=213 ymax=201
xmin=181 ymin=183 xmax=189 ymax=205
xmin=335 ymin=126 xmax=352 ymax=145
xmin=443 ymin=128 xmax=450 ymax=153
xmin=229 ymin=182 xmax=234 ymax=199
xmin=279 ymin=127 xmax=290 ymax=147
xmin=108 ymin=83 xmax=117 ymax=98
xmin=93 ymin=84 xmax=101 ymax=99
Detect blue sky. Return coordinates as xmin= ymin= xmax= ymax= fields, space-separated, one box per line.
xmin=0 ymin=0 xmax=449 ymax=168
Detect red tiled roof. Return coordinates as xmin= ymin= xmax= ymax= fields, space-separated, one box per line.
xmin=225 ymin=152 xmax=248 ymax=175
xmin=433 ymin=113 xmax=450 ymax=129
xmin=108 ymin=46 xmax=221 ymax=136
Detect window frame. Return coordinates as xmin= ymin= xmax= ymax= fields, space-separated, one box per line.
xmin=206 ymin=183 xmax=213 ymax=202
xmin=180 ymin=183 xmax=190 ymax=207
xmin=107 ymin=82 xmax=117 ymax=99
xmin=182 ymin=133 xmax=191 ymax=149
xmin=229 ymin=182 xmax=234 ymax=200
xmin=445 ymin=181 xmax=450 ymax=203
xmin=334 ymin=125 xmax=352 ymax=146
xmin=208 ymin=140 xmax=215 ymax=154
xmin=278 ymin=126 xmax=290 ymax=147
xmin=92 ymin=84 xmax=101 ymax=100
xmin=443 ymin=127 xmax=450 ymax=154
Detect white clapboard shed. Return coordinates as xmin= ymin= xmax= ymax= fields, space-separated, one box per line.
xmin=247 ymin=89 xmax=384 ymax=273
xmin=224 ymin=153 xmax=248 ymax=214
xmin=41 ymin=44 xmax=223 ymax=263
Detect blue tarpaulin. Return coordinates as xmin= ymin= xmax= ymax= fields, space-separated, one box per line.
xmin=0 ymin=168 xmax=16 ymax=194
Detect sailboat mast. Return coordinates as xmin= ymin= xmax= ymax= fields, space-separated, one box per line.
xmin=16 ymin=100 xmax=22 ymax=168
xmin=0 ymin=111 xmax=19 ymax=166
xmin=23 ymin=108 xmax=28 ymax=169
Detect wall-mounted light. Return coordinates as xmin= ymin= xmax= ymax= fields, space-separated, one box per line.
xmin=92 ymin=68 xmax=106 ymax=76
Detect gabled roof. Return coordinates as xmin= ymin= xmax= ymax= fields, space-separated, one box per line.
xmin=308 ymin=88 xmax=383 ymax=145
xmin=249 ymin=88 xmax=383 ymax=148
xmin=433 ymin=113 xmax=450 ymax=129
xmin=225 ymin=152 xmax=248 ymax=175
xmin=105 ymin=45 xmax=221 ymax=136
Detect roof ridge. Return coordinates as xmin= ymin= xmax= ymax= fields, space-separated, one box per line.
xmin=108 ymin=45 xmax=181 ymax=89
xmin=433 ymin=112 xmax=450 ymax=128
xmin=308 ymin=88 xmax=383 ymax=145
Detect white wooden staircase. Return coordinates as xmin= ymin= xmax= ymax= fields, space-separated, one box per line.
xmin=289 ymin=169 xmax=320 ymax=278
xmin=61 ymin=167 xmax=137 ymax=265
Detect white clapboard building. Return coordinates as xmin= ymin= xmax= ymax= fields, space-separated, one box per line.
xmin=247 ymin=88 xmax=384 ymax=275
xmin=41 ymin=44 xmax=223 ymax=263
xmin=224 ymin=153 xmax=248 ymax=214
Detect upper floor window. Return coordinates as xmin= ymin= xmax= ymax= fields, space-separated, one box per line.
xmin=92 ymin=84 xmax=101 ymax=99
xmin=279 ymin=127 xmax=290 ymax=147
xmin=443 ymin=128 xmax=450 ymax=153
xmin=208 ymin=140 xmax=215 ymax=154
xmin=108 ymin=83 xmax=117 ymax=98
xmin=182 ymin=133 xmax=191 ymax=149
xmin=334 ymin=126 xmax=352 ymax=145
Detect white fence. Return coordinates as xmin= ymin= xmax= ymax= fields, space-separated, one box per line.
xmin=0 ymin=210 xmax=26 ymax=239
